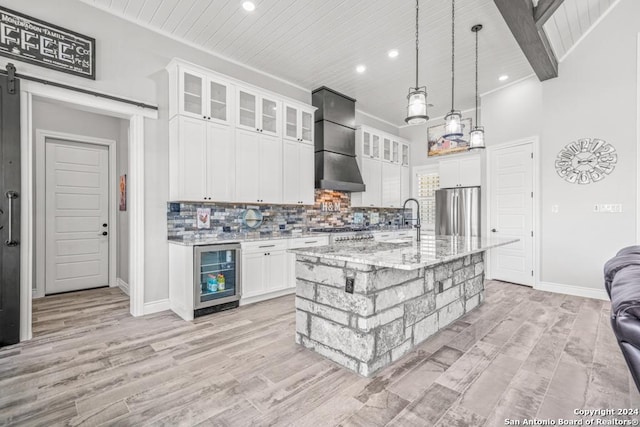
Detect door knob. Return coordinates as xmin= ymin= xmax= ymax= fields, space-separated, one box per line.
xmin=491 ymin=229 xmax=497 ymax=233
xmin=103 ymin=223 xmax=108 ymax=227
xmin=101 ymin=231 xmax=108 ymax=236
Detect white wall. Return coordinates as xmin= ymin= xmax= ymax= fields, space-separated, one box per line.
xmin=481 ymin=0 xmax=638 ymax=292
xmin=356 ymin=111 xmax=400 ymax=136
xmin=31 ymin=98 xmax=129 ymax=288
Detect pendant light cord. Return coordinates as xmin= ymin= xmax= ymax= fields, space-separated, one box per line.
xmin=475 ymin=26 xmax=479 ymax=125
xmin=415 ymin=0 xmax=419 ymax=89
xmin=451 ymin=0 xmax=456 ymax=112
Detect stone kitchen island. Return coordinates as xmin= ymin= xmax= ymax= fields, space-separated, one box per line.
xmin=291 ymin=235 xmax=518 ymax=377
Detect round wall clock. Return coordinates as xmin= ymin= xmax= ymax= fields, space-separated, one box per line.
xmin=554 ymin=138 xmax=617 ymax=184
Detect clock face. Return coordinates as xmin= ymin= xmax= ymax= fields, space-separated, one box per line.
xmin=555 ymin=138 xmax=617 ymax=184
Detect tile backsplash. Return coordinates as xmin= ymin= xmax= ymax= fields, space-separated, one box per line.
xmin=167 ymin=190 xmax=409 ymax=239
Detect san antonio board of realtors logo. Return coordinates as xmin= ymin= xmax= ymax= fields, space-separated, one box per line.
xmin=555 ymin=138 xmax=617 ymax=185
xmin=0 ymin=6 xmax=95 ymax=79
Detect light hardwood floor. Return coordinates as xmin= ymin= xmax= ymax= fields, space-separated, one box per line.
xmin=0 ymin=281 xmax=637 ymax=426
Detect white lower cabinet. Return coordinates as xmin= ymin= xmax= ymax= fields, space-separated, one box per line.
xmin=241 ymin=240 xmax=288 ymax=303
xmin=283 ymin=141 xmax=315 ymax=205
xmin=235 ymin=129 xmax=283 ymax=203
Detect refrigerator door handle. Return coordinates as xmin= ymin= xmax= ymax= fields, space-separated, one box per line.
xmin=453 ymin=192 xmax=458 ymax=236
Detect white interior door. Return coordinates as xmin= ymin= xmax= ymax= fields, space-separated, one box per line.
xmin=45 ymin=139 xmax=109 ymax=294
xmin=489 ymin=142 xmax=534 ymax=286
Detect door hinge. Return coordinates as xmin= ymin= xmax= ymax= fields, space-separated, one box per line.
xmin=531 ymin=191 xmax=533 ymax=198
xmin=531 ymin=230 xmax=533 ymax=237
xmin=531 ymin=270 xmax=534 ymax=276
xmin=530 ymin=152 xmax=533 ymax=159
xmin=6 ymin=63 xmax=16 ymax=95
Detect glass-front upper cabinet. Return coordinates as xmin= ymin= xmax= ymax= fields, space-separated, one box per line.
xmin=284 ymin=104 xmax=314 ymax=143
xmin=383 ymin=137 xmax=392 ymax=162
xmin=237 ymin=87 xmax=280 ymax=136
xmin=402 ymin=143 xmax=410 ymax=166
xmin=301 ymin=110 xmax=313 ymax=143
xmin=372 ymin=134 xmax=381 ymax=159
xmin=179 ymin=69 xmax=206 ymax=119
xmin=363 ymin=131 xmax=372 ymax=157
xmin=261 ymin=96 xmax=279 ymax=136
xmin=208 ymin=79 xmax=230 ymax=124
xmin=237 ymin=89 xmax=258 ymax=131
xmin=285 ymin=105 xmax=299 ymax=140
xmin=392 ymin=141 xmax=400 ymax=163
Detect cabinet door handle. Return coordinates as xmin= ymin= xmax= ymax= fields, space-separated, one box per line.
xmin=259 ymin=244 xmax=275 ymax=248
xmin=304 ymin=240 xmax=318 ymax=244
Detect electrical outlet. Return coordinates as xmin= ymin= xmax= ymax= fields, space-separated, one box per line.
xmin=551 ymin=205 xmax=559 ymax=213
xmin=594 ymin=204 xmax=623 ymax=213
xmin=345 ymin=277 xmax=355 ymax=294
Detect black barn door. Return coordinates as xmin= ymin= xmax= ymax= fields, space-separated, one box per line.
xmin=0 ymin=67 xmax=21 ymax=347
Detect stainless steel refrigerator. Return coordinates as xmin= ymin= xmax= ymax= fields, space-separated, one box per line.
xmin=435 ymin=187 xmax=481 ymax=237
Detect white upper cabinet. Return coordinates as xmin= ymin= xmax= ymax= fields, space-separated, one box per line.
xmin=284 ymin=104 xmax=315 ymax=144
xmin=236 ymin=87 xmax=281 ymax=137
xmin=179 ymin=69 xmax=207 ymax=120
xmin=438 ymin=156 xmax=481 ymax=188
xmin=402 ymin=143 xmax=410 ymax=166
xmin=168 ymin=59 xmax=314 ymax=204
xmin=176 ymin=67 xmax=232 ymax=124
xmin=354 ymin=126 xmax=411 ymax=208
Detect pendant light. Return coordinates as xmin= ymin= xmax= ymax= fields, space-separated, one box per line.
xmin=405 ymin=0 xmax=429 ymax=125
xmin=469 ymin=24 xmax=485 ymax=150
xmin=443 ymin=0 xmax=463 ymax=139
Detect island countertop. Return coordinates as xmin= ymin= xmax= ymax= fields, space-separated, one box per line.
xmin=289 ymin=234 xmax=518 ymax=270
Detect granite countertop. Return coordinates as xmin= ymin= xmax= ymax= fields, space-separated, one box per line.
xmin=289 ymin=235 xmax=519 ymax=270
xmin=168 ymin=231 xmax=330 ymax=246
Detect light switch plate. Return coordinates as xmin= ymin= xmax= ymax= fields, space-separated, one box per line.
xmin=551 ymin=205 xmax=559 ymax=213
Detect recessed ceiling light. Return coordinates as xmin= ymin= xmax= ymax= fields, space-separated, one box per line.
xmin=356 ymin=65 xmax=366 ymax=73
xmin=242 ymin=1 xmax=255 ymax=12
xmin=388 ymin=49 xmax=399 ymax=58
xmin=498 ymin=75 xmax=509 ymax=81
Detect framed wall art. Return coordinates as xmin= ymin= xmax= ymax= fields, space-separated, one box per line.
xmin=427 ymin=118 xmax=472 ymax=157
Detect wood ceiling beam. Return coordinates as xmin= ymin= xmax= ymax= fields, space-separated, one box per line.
xmin=493 ymin=0 xmax=559 ymax=81
xmin=534 ymin=0 xmax=566 ymax=26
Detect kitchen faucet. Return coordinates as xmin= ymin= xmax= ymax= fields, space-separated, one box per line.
xmin=402 ymin=198 xmax=421 ymax=242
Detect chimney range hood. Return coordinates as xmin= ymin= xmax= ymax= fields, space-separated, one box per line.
xmin=312 ymin=87 xmax=365 ymax=192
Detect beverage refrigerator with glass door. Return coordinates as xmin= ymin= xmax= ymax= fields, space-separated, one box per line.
xmin=194 ymin=244 xmax=241 ymax=316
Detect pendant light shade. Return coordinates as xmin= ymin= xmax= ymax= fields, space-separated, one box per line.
xmin=405 ymin=0 xmax=429 ymax=124
xmin=443 ymin=0 xmax=463 ymax=139
xmin=469 ymin=24 xmax=486 ymax=150
xmin=406 ymin=87 xmax=428 ymax=124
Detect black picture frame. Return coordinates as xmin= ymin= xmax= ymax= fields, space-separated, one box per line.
xmin=0 ymin=6 xmax=96 ymax=80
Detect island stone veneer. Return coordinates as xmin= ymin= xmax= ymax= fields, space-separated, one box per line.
xmin=294 ymin=252 xmax=485 ymax=377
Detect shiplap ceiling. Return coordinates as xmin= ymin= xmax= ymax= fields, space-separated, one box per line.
xmin=80 ymin=0 xmax=616 ymax=126
xmin=543 ymin=0 xmax=619 ymax=61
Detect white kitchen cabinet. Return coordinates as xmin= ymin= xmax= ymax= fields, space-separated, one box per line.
xmin=439 ymin=156 xmax=481 ymax=188
xmin=236 ymin=87 xmax=281 ymax=137
xmin=169 ymin=116 xmax=234 ymax=202
xmin=172 ymin=67 xmax=233 ymax=125
xmin=382 ymin=137 xmax=392 ymax=162
xmin=284 ymin=104 xmax=314 ymax=144
xmin=241 ymin=240 xmax=288 ymax=302
xmin=392 ymin=141 xmax=400 ymax=163
xmin=382 ymin=162 xmax=401 ymax=208
xmin=402 ymin=143 xmax=410 ymax=166
xmin=401 ymin=165 xmax=411 ymax=204
xmin=235 ymin=129 xmax=283 ymax=204
xmin=352 ymin=157 xmax=382 ymax=207
xmin=283 ymin=141 xmax=315 ymax=205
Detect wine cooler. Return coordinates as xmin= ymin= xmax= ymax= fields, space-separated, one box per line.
xmin=194 ymin=244 xmax=241 ymax=313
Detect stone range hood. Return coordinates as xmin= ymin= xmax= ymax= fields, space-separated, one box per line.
xmin=312 ymin=87 xmax=365 ymax=193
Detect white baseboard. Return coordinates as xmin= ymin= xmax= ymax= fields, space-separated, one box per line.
xmin=240 ymin=287 xmax=295 ymax=306
xmin=535 ymin=281 xmax=609 ymax=301
xmin=117 ymin=278 xmax=130 ymax=296
xmin=143 ymin=299 xmax=171 ymax=315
